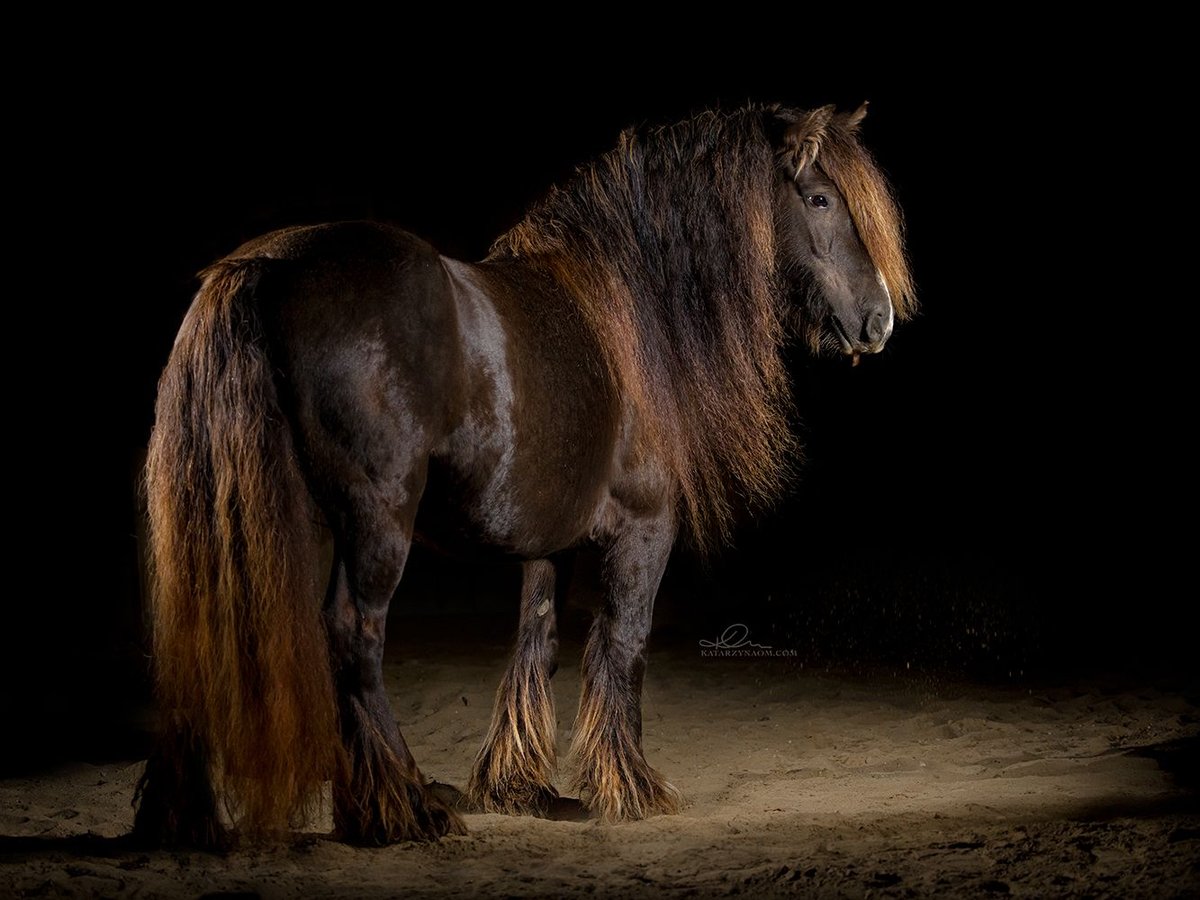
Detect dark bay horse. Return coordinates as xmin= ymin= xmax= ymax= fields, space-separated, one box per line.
xmin=134 ymin=103 xmax=914 ymax=846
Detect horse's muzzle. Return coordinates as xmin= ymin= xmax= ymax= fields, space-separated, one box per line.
xmin=832 ymin=302 xmax=894 ymax=357
xmin=861 ymin=305 xmax=893 ymax=353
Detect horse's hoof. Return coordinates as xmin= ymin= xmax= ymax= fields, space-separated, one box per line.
xmin=336 ymin=784 xmax=466 ymax=845
xmin=425 ymin=788 xmax=469 ymax=838
xmin=129 ymin=814 xmax=231 ymax=852
xmin=575 ymin=762 xmax=684 ymax=823
xmin=467 ymin=780 xmax=560 ymax=817
xmin=427 ymin=780 xmax=470 ymax=811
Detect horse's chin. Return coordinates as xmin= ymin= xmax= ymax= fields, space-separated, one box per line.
xmin=796 ymin=316 xmax=876 ymax=364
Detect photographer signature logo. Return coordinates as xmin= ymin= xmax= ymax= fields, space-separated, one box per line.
xmin=699 ymin=624 xmax=797 ymax=658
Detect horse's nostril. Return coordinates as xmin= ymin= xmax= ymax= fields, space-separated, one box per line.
xmin=863 ymin=307 xmax=891 ymax=346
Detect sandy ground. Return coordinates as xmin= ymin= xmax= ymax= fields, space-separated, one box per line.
xmin=2 ymin=622 xmax=1197 ymax=898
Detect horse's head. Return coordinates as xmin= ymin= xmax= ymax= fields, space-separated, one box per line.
xmin=773 ymin=104 xmax=914 ymax=362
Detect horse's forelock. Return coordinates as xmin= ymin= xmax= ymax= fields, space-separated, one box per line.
xmin=816 ymin=124 xmax=916 ymax=319
xmin=781 ymin=104 xmax=835 ymax=179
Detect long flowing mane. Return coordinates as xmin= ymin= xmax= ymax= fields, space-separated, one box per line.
xmin=490 ymin=105 xmax=912 ymax=548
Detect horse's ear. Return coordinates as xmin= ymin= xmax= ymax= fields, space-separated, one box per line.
xmin=840 ymin=101 xmax=869 ymax=133
xmin=783 ymin=104 xmax=835 ymax=177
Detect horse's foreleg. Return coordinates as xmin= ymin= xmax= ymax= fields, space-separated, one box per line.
xmin=324 ymin=498 xmax=466 ymax=845
xmin=569 ymin=513 xmax=682 ymax=821
xmin=469 ymin=558 xmax=560 ymax=814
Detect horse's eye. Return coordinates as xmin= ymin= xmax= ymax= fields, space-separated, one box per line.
xmin=807 ymin=194 xmax=829 ymax=209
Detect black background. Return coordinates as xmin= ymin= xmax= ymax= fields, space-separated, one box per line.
xmin=6 ymin=33 xmax=1188 ymax=771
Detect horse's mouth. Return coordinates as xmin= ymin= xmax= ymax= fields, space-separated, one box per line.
xmin=828 ymin=318 xmax=862 ymax=367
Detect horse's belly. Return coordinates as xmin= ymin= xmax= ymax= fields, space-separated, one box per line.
xmin=416 ymin=449 xmax=607 ymax=559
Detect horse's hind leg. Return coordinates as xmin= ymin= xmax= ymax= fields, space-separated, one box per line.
xmin=569 ymin=512 xmax=683 ymax=822
xmin=324 ymin=488 xmax=466 ymax=844
xmin=469 ymin=559 xmax=561 ymax=813
xmin=132 ymin=716 xmax=226 ymax=848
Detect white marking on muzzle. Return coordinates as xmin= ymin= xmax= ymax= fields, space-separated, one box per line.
xmin=876 ymin=269 xmax=895 ymax=341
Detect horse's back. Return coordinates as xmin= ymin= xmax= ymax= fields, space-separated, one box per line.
xmin=232 ymin=219 xmax=428 ymax=262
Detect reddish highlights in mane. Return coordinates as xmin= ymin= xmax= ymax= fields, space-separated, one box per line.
xmin=492 ymin=104 xmax=912 ymax=548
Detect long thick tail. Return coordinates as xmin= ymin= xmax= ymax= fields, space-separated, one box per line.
xmin=143 ymin=258 xmax=341 ymax=835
